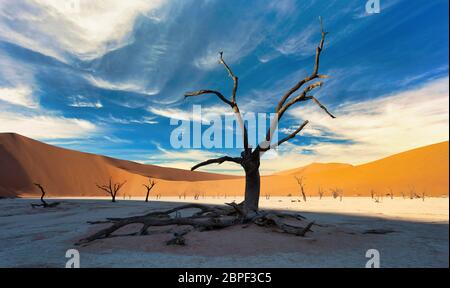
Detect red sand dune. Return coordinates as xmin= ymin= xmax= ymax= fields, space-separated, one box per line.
xmin=0 ymin=133 xmax=448 ymax=198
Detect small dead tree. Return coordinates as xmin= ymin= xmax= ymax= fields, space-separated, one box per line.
xmin=295 ymin=176 xmax=307 ymax=202
xmin=77 ymin=18 xmax=332 ymax=245
xmin=409 ymin=186 xmax=419 ymax=199
xmin=143 ymin=178 xmax=156 ymax=202
xmin=331 ymin=188 xmax=341 ymax=200
xmin=96 ymin=178 xmax=126 ymax=203
xmin=370 ymin=189 xmax=375 ymax=199
xmin=318 ymin=187 xmax=324 ymax=200
xmin=387 ymin=188 xmax=394 ymax=200
xmin=31 ymin=183 xmax=60 ymax=208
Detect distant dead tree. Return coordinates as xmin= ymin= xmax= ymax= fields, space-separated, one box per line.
xmin=330 ymin=188 xmax=342 ymax=200
xmin=318 ymin=187 xmax=324 ymax=200
xmin=370 ymin=189 xmax=375 ymax=199
xmin=422 ymin=191 xmax=426 ymax=202
xmin=78 ymin=18 xmax=332 ymax=245
xmin=295 ymin=176 xmax=307 ymax=202
xmin=194 ymin=193 xmax=200 ymax=200
xmin=409 ymin=186 xmax=420 ymax=199
xmin=96 ymin=178 xmax=126 ymax=203
xmin=31 ymin=183 xmax=60 ymax=208
xmin=143 ymin=178 xmax=156 ymax=202
xmin=387 ymin=188 xmax=394 ymax=200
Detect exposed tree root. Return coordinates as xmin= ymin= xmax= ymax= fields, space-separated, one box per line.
xmin=31 ymin=202 xmax=60 ymax=208
xmin=76 ymin=203 xmax=314 ymax=246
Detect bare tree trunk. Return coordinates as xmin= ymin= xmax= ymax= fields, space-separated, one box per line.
xmin=112 ymin=194 xmax=116 ymax=203
xmin=145 ymin=192 xmax=150 ymax=202
xmin=301 ymin=186 xmax=307 ymax=202
xmin=244 ymin=167 xmax=261 ymax=212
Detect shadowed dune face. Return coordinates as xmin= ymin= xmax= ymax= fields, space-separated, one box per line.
xmin=0 ymin=133 xmax=448 ymax=198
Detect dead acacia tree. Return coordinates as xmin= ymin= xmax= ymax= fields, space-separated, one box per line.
xmin=318 ymin=187 xmax=324 ymax=200
xmin=295 ymin=176 xmax=307 ymax=202
xmin=31 ymin=183 xmax=60 ymax=208
xmin=77 ymin=18 xmax=333 ymax=246
xmin=143 ymin=178 xmax=156 ymax=202
xmin=96 ymin=178 xmax=126 ymax=203
xmin=331 ymin=188 xmax=342 ymax=200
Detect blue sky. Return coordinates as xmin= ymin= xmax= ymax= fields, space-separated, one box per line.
xmin=0 ymin=0 xmax=448 ymax=174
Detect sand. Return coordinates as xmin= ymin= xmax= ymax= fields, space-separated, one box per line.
xmin=1 ymin=133 xmax=448 ymax=199
xmin=0 ymin=197 xmax=448 ymax=268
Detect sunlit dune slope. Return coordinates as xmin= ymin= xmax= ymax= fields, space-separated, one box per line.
xmin=0 ymin=133 xmax=448 ymax=198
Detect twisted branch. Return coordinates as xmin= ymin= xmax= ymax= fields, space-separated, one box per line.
xmin=191 ymin=156 xmax=242 ymax=171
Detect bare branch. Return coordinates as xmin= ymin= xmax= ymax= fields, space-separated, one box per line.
xmin=184 ymin=52 xmax=249 ymax=151
xmin=219 ymin=51 xmax=239 ymax=103
xmin=304 ymin=96 xmax=336 ymax=118
xmin=115 ymin=181 xmax=127 ymax=193
xmin=275 ymin=17 xmax=328 ymax=112
xmin=276 ymin=121 xmax=310 ymax=148
xmin=96 ymin=184 xmax=113 ymax=196
xmin=258 ymin=121 xmax=309 ymax=153
xmin=191 ymin=156 xmax=242 ymax=171
xmin=219 ymin=52 xmax=248 ymax=150
xmin=143 ymin=179 xmax=156 ymax=190
xmin=257 ymin=18 xmax=333 ymax=153
xmin=184 ymin=90 xmax=233 ymax=107
xmin=278 ymin=82 xmax=324 ymax=119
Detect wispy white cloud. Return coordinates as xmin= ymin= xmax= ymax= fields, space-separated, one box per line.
xmin=103 ymin=135 xmax=132 ymax=144
xmin=148 ymin=105 xmax=232 ymax=123
xmin=275 ymin=23 xmax=317 ymax=57
xmin=68 ymin=95 xmax=102 ymax=108
xmin=0 ymin=85 xmax=38 ymax=108
xmin=85 ymin=75 xmax=160 ymax=96
xmin=267 ymin=76 xmax=449 ymax=170
xmin=0 ymin=54 xmax=39 ymax=108
xmin=99 ymin=114 xmax=158 ymax=125
xmin=0 ymin=110 xmax=99 ymax=140
xmin=0 ymin=0 xmax=168 ymax=61
xmin=192 ymin=16 xmax=266 ymax=70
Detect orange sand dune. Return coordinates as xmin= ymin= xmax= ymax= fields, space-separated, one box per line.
xmin=274 ymin=163 xmax=353 ymax=176
xmin=0 ymin=133 xmax=448 ymax=198
xmin=263 ymin=141 xmax=449 ymax=197
xmin=0 ymin=133 xmax=238 ymax=198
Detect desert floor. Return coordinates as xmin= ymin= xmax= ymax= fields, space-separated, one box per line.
xmin=0 ymin=197 xmax=448 ymax=268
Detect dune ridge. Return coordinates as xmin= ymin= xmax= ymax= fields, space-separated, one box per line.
xmin=0 ymin=133 xmax=448 ymax=198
